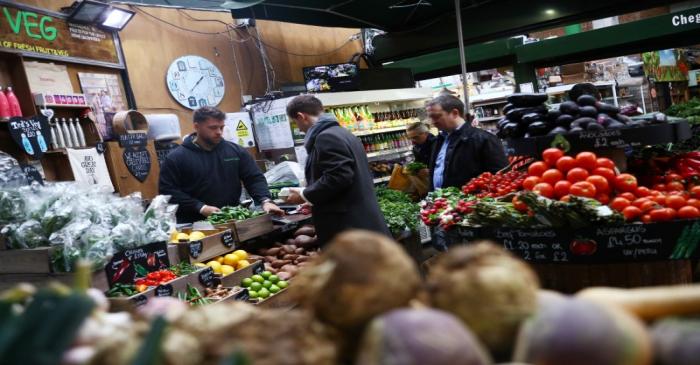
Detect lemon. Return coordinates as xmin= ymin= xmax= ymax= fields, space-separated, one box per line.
xmin=194 ymin=263 xmax=207 ymax=268
xmin=206 ymin=261 xmax=222 ymax=274
xmin=189 ymin=231 xmax=206 ymax=241
xmin=221 ymin=265 xmax=235 ymax=276
xmin=233 ymin=250 xmax=248 ymax=260
xmin=224 ymin=253 xmax=239 ymax=266
xmin=176 ymin=233 xmax=190 ymax=242
xmin=169 ymin=230 xmax=180 ymax=243
xmin=215 ymin=256 xmax=225 ymax=264
xmin=236 ymin=260 xmax=251 ymax=270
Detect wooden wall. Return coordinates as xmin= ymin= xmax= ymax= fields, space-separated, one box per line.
xmin=20 ymin=1 xmax=362 ymax=136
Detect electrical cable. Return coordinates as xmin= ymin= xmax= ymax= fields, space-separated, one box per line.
xmin=132 ymin=6 xmax=230 ymax=35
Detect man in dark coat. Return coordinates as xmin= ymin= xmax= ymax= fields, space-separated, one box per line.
xmin=283 ymin=95 xmax=391 ymax=245
xmin=427 ymin=95 xmax=508 ymax=190
xmin=406 ymin=121 xmax=436 ymax=166
xmin=159 ymin=106 xmax=283 ymax=223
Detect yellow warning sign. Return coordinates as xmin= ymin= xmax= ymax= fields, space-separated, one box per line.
xmin=236 ymin=120 xmax=249 ymax=137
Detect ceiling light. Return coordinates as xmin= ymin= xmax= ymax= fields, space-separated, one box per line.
xmin=545 ymin=9 xmax=556 ymax=15
xmin=66 ymin=1 xmax=135 ymax=31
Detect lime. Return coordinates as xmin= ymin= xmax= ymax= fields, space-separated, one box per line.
xmin=277 ymin=280 xmax=288 ymax=289
xmin=269 ymin=285 xmax=281 ymax=294
xmin=268 ymin=274 xmax=280 ymax=283
xmin=251 ymin=274 xmax=264 ymax=283
xmin=241 ymin=278 xmax=253 ymax=287
xmin=250 ymin=282 xmax=262 ymax=292
xmin=248 ymin=290 xmax=259 ymax=299
xmin=258 ymin=288 xmax=270 ymax=299
xmin=262 ymin=280 xmax=272 ymax=289
xmin=261 ymin=271 xmax=272 ymax=279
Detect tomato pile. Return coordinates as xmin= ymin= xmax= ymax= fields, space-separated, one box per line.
xmin=523 ymin=148 xmax=629 ymax=205
xmin=608 ymin=178 xmax=700 ymax=222
xmin=134 ymin=269 xmax=177 ymax=288
xmin=462 ymin=170 xmax=527 ymax=198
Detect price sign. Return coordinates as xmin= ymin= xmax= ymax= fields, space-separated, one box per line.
xmin=19 ymin=164 xmax=43 ymax=185
xmin=118 ymin=133 xmax=148 ymax=148
xmin=221 ymin=231 xmax=234 ymax=248
xmin=119 ymin=133 xmax=151 ymax=182
xmin=188 ymin=241 xmax=203 ymax=258
xmin=492 ymin=228 xmax=571 ymax=263
xmin=155 ymin=284 xmax=174 ymax=297
xmin=8 ymin=116 xmax=51 ymax=159
xmin=131 ymin=294 xmax=148 ymax=307
xmin=95 ymin=142 xmax=106 ymax=154
xmin=105 ymin=241 xmax=170 ymax=286
xmin=199 ymin=267 xmax=217 ymax=288
xmin=234 ymin=288 xmax=250 ymax=301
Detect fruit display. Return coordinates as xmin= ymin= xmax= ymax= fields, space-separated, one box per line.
xmin=196 ymin=249 xmax=251 ymax=276
xmin=207 ymin=206 xmax=262 ymax=225
xmin=239 ymin=270 xmax=289 ymax=302
xmin=105 ymin=262 xmax=201 ymax=297
xmin=169 ymin=230 xmax=206 ymax=243
xmin=254 ymin=225 xmax=320 ymax=280
xmin=497 ymin=92 xmax=667 ymax=139
xmin=462 ymin=170 xmax=527 ymax=198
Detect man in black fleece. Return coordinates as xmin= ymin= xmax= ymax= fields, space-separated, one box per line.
xmin=159 ymin=106 xmax=283 ymax=223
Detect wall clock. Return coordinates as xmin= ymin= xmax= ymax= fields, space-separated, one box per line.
xmin=166 ymin=55 xmax=225 ymax=110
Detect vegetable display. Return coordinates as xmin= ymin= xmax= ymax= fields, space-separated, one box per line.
xmin=134 ymin=270 xmax=177 ymax=288
xmin=253 ymin=227 xmax=319 ymax=280
xmin=207 ymin=206 xmax=262 ymax=225
xmin=376 ymin=188 xmax=420 ymax=235
xmin=240 ymin=270 xmax=288 ymax=301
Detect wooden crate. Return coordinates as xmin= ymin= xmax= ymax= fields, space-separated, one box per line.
xmin=234 ymin=214 xmax=275 ymax=243
xmin=0 ymin=247 xmax=52 ymax=274
xmin=103 ymin=140 xmax=160 ymax=200
xmin=255 ymin=287 xmax=295 ymax=309
xmin=219 ymin=260 xmax=264 ymax=287
xmin=171 ymin=229 xmax=236 ymax=263
xmin=0 ymin=270 xmax=109 ymax=292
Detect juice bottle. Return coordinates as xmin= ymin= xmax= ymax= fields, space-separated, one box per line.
xmin=0 ymin=87 xmax=10 ymax=119
xmin=5 ymin=87 xmax=21 ymax=117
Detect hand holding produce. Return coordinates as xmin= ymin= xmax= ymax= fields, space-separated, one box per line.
xmin=207 ymin=206 xmax=262 ymax=225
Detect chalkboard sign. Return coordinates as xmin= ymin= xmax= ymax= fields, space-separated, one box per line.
xmin=189 ymin=241 xmax=203 ymax=258
xmin=155 ymin=284 xmax=174 ymax=297
xmin=222 ymin=231 xmax=234 ymax=248
xmin=131 ymin=294 xmax=148 ymax=307
xmin=199 ymin=267 xmax=217 ymax=288
xmin=8 ymin=116 xmax=51 ymax=159
xmin=154 ymin=141 xmax=178 ymax=166
xmin=490 ymin=227 xmax=572 ymax=263
xmin=19 ymin=164 xmax=43 ymax=185
xmin=118 ymin=133 xmax=148 ymax=148
xmin=122 ymin=147 xmax=151 ymax=182
xmin=105 ymin=241 xmax=170 ymax=286
xmin=96 ymin=142 xmax=106 ymax=154
xmin=235 ymin=288 xmax=250 ymax=301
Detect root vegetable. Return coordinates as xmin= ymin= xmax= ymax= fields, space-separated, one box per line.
xmin=651 ymin=317 xmax=700 ymax=365
xmin=426 ymin=242 xmax=539 ymax=356
xmin=294 ymin=225 xmax=316 ymax=237
xmin=283 ymin=254 xmax=299 ymax=261
xmin=285 ymin=238 xmax=296 ymax=246
xmin=280 ymin=264 xmax=299 ymax=276
xmin=295 ymin=255 xmax=310 ymax=263
xmin=291 ymin=230 xmax=421 ymax=332
xmin=282 ymin=245 xmax=296 ymax=254
xmin=355 ymin=308 xmax=492 ymax=365
xmin=261 ymin=247 xmax=282 ymax=257
xmin=295 ymin=247 xmax=306 ymax=254
xmin=295 ymin=235 xmax=315 ymax=248
xmin=264 ymin=256 xmax=277 ymax=263
xmin=271 ymin=260 xmax=291 ymax=268
xmin=277 ymin=272 xmax=292 ymax=281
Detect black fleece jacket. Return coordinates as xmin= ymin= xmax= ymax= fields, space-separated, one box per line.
xmin=159 ymin=134 xmax=270 ymax=223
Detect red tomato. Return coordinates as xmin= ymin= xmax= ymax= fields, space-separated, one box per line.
xmin=619 ymin=192 xmax=637 ymax=201
xmin=533 ymin=182 xmax=554 ymax=198
xmin=650 ymin=208 xmax=674 ymax=222
xmin=641 ymin=214 xmax=652 ymax=224
xmin=528 ymin=161 xmax=548 ymax=177
xmin=592 ymin=167 xmax=616 ymax=185
xmin=560 ymin=195 xmax=571 ymax=202
xmin=523 ymin=176 xmax=542 ymax=191
xmin=678 ymin=206 xmax=700 ymax=219
xmin=668 ymin=208 xmax=678 ymax=220
xmin=614 ymin=174 xmax=638 ymax=192
xmin=686 ymin=198 xmax=700 ymax=209
xmin=610 ymin=197 xmax=631 ymax=212
xmin=691 ymin=186 xmax=700 ymax=198
xmin=622 ymin=206 xmax=642 ymax=221
xmin=553 ymin=180 xmax=572 ymax=198
xmin=653 ymin=183 xmax=666 ymax=192
xmin=596 ymin=157 xmax=616 ymax=170
xmin=640 ymin=201 xmax=659 ymax=213
xmin=575 ymin=152 xmax=598 ymax=171
xmin=633 ymin=198 xmax=651 ymax=208
xmin=567 ymin=168 xmax=590 ymax=183
xmin=512 ymin=196 xmax=528 ymax=213
xmin=666 ymin=195 xmax=687 ymax=210
xmin=542 ymin=169 xmax=564 ymax=185
xmin=542 ymin=148 xmax=565 ymax=167
xmin=665 ymin=173 xmax=683 ymax=183
xmin=570 ymin=181 xmax=597 ymax=198
xmin=666 ymin=181 xmax=685 ymax=192
xmin=649 ymin=190 xmax=662 ymax=196
xmin=586 ymin=175 xmax=610 ymax=194
xmin=635 ymin=186 xmax=651 ymax=197
xmin=653 ymin=195 xmax=668 ymax=205
xmin=556 ymin=156 xmax=577 ymax=173
xmin=596 ymin=193 xmax=610 ymax=204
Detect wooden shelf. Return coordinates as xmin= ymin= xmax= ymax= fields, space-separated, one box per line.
xmin=353 ymin=126 xmax=407 ymax=136
xmin=314 ymin=88 xmax=433 ymax=107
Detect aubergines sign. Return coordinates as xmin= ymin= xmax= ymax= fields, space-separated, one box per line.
xmin=0 ymin=1 xmax=123 ymax=68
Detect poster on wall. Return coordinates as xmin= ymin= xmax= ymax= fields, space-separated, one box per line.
xmin=78 ymin=72 xmax=126 ymax=141
xmin=252 ymin=99 xmax=294 ymax=151
xmin=23 ymin=61 xmax=73 ymax=94
xmin=642 ymin=50 xmax=689 ymax=82
xmin=224 ymin=112 xmax=256 ymax=148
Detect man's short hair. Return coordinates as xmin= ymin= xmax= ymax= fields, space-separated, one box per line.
xmin=407 ymin=121 xmax=429 ymax=134
xmin=286 ymin=95 xmax=324 ymax=119
xmin=193 ymin=106 xmax=225 ymax=124
xmin=426 ymin=95 xmax=465 ymax=117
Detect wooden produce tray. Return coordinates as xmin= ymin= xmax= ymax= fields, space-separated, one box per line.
xmin=0 ymin=247 xmax=53 ymax=274
xmin=219 ymin=260 xmax=264 ymax=288
xmin=215 ymin=214 xmax=274 ymax=243
xmin=0 ymin=270 xmax=108 ymax=292
xmin=255 ymin=287 xmax=295 ymax=309
xmin=172 ymin=229 xmax=235 ymax=263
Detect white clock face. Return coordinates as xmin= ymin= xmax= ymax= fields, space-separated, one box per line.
xmin=166 ymin=55 xmax=225 ymax=110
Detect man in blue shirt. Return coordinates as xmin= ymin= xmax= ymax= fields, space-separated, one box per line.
xmin=426 ymin=95 xmax=507 ymax=190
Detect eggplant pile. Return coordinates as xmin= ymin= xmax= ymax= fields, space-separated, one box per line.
xmin=497 ymin=93 xmax=665 ymax=139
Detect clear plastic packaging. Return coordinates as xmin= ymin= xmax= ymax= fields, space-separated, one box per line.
xmin=264 ymin=161 xmax=304 ymax=185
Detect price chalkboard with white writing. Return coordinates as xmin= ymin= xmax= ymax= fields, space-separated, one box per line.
xmin=8 ymin=116 xmax=51 ymax=159
xmin=154 ymin=141 xmax=179 ymax=166
xmin=105 ymin=241 xmax=170 ymax=287
xmin=19 ymin=164 xmax=43 ymax=185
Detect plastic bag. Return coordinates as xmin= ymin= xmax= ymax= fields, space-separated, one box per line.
xmin=264 ymin=161 xmax=304 ymax=185
xmin=0 ymin=152 xmax=28 ymax=188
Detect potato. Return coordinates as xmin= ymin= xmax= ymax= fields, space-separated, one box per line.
xmin=285 ymin=238 xmax=296 ymax=246
xmin=295 ymin=247 xmax=306 ymax=255
xmin=295 ymin=235 xmax=316 ymax=249
xmin=294 ymin=225 xmax=316 ymax=237
xmin=266 ymin=247 xmax=282 ymax=257
xmin=282 ymin=245 xmax=296 ymax=254
xmin=264 ymin=256 xmax=277 ymax=263
xmin=282 ymin=254 xmax=299 ymax=261
xmin=277 ymin=272 xmax=292 ymax=281
xmin=280 ymin=264 xmax=299 ymax=276
xmin=295 ymin=255 xmax=310 ymax=263
xmin=271 ymin=260 xmax=292 ymax=268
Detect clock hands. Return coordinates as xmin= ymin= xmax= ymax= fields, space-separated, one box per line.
xmin=190 ymin=76 xmax=205 ymax=92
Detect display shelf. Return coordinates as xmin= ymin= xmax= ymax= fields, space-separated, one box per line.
xmin=373 ymin=176 xmax=391 ymax=184
xmin=366 ymin=146 xmax=412 ymax=161
xmin=34 ymin=93 xmax=88 ymax=108
xmin=353 ymin=126 xmax=407 ymax=136
xmin=478 ymin=116 xmax=501 ymax=123
xmin=469 ymin=90 xmax=512 ymax=106
xmin=504 ymin=121 xmax=691 ymax=157
xmin=314 ymin=88 xmax=433 ymax=107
